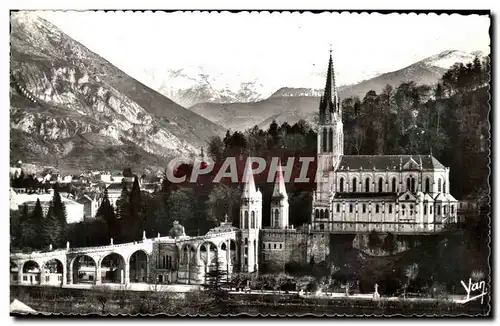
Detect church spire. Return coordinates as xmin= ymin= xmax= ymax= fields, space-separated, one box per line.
xmin=241 ymin=162 xmax=257 ymax=199
xmin=272 ymin=163 xmax=288 ymax=200
xmin=319 ymin=46 xmax=339 ymax=124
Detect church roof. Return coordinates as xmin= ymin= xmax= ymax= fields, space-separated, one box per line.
xmin=272 ymin=164 xmax=288 ymax=199
xmin=337 ymin=155 xmax=445 ymax=171
xmin=334 ymin=193 xmax=398 ymax=200
xmin=241 ymin=163 xmax=261 ymax=199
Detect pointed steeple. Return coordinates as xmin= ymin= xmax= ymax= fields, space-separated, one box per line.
xmin=319 ymin=46 xmax=339 ymax=124
xmin=272 ymin=164 xmax=288 ymax=200
xmin=241 ymin=163 xmax=257 ymax=199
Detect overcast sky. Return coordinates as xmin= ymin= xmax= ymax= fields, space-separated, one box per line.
xmin=36 ymin=11 xmax=490 ymax=91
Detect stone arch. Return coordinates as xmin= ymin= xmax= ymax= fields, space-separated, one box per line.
xmin=10 ymin=261 xmax=19 ymax=283
xmin=71 ymin=254 xmax=97 ymax=284
xmin=100 ymin=252 xmax=126 ymax=284
xmin=352 ymin=177 xmax=357 ymax=192
xmin=129 ymin=250 xmax=149 ymax=283
xmin=378 ymin=177 xmax=383 ymax=192
xmin=322 ymin=128 xmax=327 ymax=152
xmin=181 ymin=244 xmax=196 ymax=265
xmin=339 ymin=177 xmax=344 ymax=192
xmin=199 ymin=241 xmax=218 ymax=267
xmin=251 ymin=211 xmax=255 ymax=229
xmin=10 ymin=261 xmax=18 ymax=273
xmin=43 ymin=258 xmax=64 ymax=286
xmin=328 ymin=128 xmax=334 ymax=152
xmin=22 ymin=260 xmax=40 ymax=285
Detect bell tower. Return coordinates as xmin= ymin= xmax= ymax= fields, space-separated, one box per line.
xmin=239 ymin=163 xmax=262 ymax=273
xmin=312 ymin=47 xmax=344 ymax=230
xmin=270 ymin=164 xmax=289 ymax=229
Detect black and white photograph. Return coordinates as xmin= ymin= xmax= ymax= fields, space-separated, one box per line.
xmin=8 ymin=9 xmax=492 ymax=317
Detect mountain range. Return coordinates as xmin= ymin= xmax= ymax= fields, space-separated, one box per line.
xmin=9 ymin=11 xmax=487 ymax=173
xmin=188 ymin=50 xmax=486 ymax=131
xmin=10 ymin=12 xmax=226 ymax=174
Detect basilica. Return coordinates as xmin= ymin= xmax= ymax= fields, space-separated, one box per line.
xmin=310 ymin=50 xmax=458 ymax=233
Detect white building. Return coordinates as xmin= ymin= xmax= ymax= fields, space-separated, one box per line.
xmin=11 ymin=189 xmax=85 ymax=224
xmin=311 ymin=51 xmax=457 ymax=233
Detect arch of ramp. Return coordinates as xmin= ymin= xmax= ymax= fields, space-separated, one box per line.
xmin=198 ymin=241 xmax=218 ymax=267
xmin=21 ymin=260 xmax=41 ymax=285
xmin=179 ymin=243 xmax=196 ymax=265
xmin=100 ymin=252 xmax=126 ymax=284
xmin=219 ymin=239 xmax=237 ymax=265
xmin=71 ymin=254 xmax=97 ymax=284
xmin=43 ymin=258 xmax=64 ymax=286
xmin=128 ymin=249 xmax=149 ymax=283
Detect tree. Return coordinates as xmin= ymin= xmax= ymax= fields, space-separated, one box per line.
xmin=203 ymin=258 xmax=229 ymax=314
xmin=96 ymin=188 xmax=117 ymax=239
xmin=52 ymin=185 xmax=68 ymax=246
xmin=126 ymin=176 xmax=144 ymax=240
xmin=29 ymin=199 xmax=45 ymax=249
xmin=115 ymin=183 xmax=129 ymax=219
xmin=42 ymin=205 xmax=60 ymax=248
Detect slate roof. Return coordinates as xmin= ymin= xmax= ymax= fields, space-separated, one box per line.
xmin=336 ymin=155 xmax=445 ymax=171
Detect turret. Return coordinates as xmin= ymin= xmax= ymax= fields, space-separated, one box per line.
xmin=271 ymin=164 xmax=289 ymax=229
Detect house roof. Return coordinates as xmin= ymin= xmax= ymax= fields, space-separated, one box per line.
xmin=337 ymin=155 xmax=446 ymax=171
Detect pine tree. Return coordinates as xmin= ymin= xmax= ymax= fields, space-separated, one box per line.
xmin=128 ymin=176 xmax=144 ymax=240
xmin=52 ymin=185 xmax=68 ymax=246
xmin=30 ymin=198 xmax=45 ymax=249
xmin=203 ymin=258 xmax=229 ymax=313
xmin=42 ymin=205 xmax=60 ymax=248
xmin=116 ymin=183 xmax=129 ymax=219
xmin=97 ymin=188 xmax=117 ymax=239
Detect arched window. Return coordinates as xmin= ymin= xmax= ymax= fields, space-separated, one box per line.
xmin=349 ymin=204 xmax=353 ymax=213
xmin=378 ymin=178 xmax=383 ymax=192
xmin=362 ymin=204 xmax=366 ymax=213
xmin=365 ymin=178 xmax=370 ymax=192
xmin=406 ymin=178 xmax=411 ymax=192
xmin=244 ymin=211 xmax=248 ymax=229
xmin=438 ymin=178 xmax=442 ymax=192
xmin=274 ymin=209 xmax=280 ymax=227
xmin=320 ymin=210 xmax=324 ymax=219
xmin=353 ymin=178 xmax=357 ymax=192
xmin=339 ymin=178 xmax=344 ymax=192
xmin=322 ymin=128 xmax=327 ymax=152
xmin=443 ymin=182 xmax=446 ymax=193
xmin=251 ymin=211 xmax=255 ymax=229
xmin=424 ymin=206 xmax=427 ymax=214
xmin=411 ymin=178 xmax=416 ymax=192
xmin=392 ymin=178 xmax=397 ymax=192
xmin=376 ymin=204 xmax=379 ymax=213
xmin=425 ymin=178 xmax=430 ymax=193
xmin=315 ymin=209 xmax=319 ymax=220
xmin=336 ymin=204 xmax=340 ymax=213
xmin=329 ymin=128 xmax=334 ymax=152
xmin=325 ymin=209 xmax=329 ymax=220
xmin=389 ymin=205 xmax=392 ymax=214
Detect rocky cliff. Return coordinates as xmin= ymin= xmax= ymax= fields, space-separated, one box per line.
xmin=10 ymin=12 xmax=226 ymax=173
